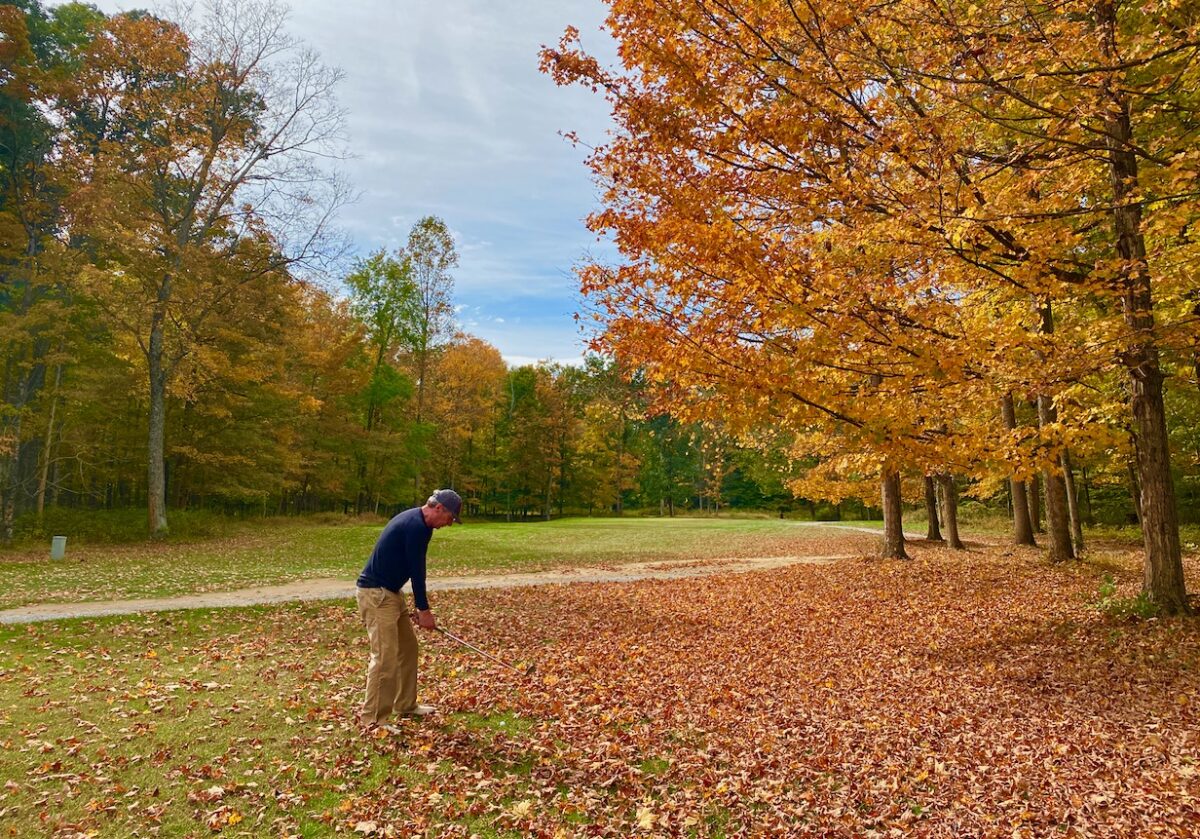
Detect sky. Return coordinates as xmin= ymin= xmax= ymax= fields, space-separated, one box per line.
xmin=65 ymin=0 xmax=621 ymax=366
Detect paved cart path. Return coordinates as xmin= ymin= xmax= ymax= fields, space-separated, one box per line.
xmin=0 ymin=523 xmax=930 ymax=625
xmin=0 ymin=553 xmax=862 ymax=624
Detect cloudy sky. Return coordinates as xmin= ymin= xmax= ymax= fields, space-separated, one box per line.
xmin=70 ymin=0 xmax=620 ymax=366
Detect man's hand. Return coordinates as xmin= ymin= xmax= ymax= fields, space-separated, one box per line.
xmin=415 ymin=609 xmax=437 ymax=630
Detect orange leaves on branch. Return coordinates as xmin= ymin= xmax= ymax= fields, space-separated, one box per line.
xmin=541 ymin=0 xmax=1200 ymax=562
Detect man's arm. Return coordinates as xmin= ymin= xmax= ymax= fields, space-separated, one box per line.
xmin=407 ymin=525 xmax=436 ymax=629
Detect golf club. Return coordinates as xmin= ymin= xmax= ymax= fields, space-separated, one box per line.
xmin=435 ymin=626 xmax=535 ymax=677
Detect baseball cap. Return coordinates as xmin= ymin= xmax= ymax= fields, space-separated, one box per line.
xmin=430 ymin=489 xmax=463 ymax=523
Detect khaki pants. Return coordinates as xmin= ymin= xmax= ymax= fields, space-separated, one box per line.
xmin=356 ymin=586 xmax=419 ymax=724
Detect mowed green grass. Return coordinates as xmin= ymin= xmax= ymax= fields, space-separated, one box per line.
xmin=0 ymin=517 xmax=873 ymax=609
xmin=0 ymin=601 xmax=435 ymax=838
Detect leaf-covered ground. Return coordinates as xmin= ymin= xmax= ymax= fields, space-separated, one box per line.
xmin=0 ymin=518 xmax=874 ymax=610
xmin=2 ymin=540 xmax=1198 ymax=837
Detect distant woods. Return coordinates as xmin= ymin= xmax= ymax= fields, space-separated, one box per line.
xmin=0 ymin=0 xmax=780 ymax=541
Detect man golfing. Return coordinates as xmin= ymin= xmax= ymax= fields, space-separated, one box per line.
xmin=355 ymin=488 xmax=461 ymax=730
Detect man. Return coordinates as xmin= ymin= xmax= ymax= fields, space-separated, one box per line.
xmin=355 ymin=488 xmax=462 ymax=730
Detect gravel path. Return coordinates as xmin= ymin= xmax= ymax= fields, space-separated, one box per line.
xmin=0 ymin=553 xmax=856 ymax=625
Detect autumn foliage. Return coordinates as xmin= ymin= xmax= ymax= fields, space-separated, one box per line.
xmin=1 ymin=1 xmax=722 ymax=545
xmin=542 ymin=1 xmax=1200 ymax=613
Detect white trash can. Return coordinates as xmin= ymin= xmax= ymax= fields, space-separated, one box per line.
xmin=51 ymin=535 xmax=67 ymax=560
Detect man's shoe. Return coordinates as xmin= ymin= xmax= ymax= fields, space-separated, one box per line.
xmin=361 ymin=721 xmax=404 ymax=735
xmin=399 ymin=704 xmax=436 ymax=718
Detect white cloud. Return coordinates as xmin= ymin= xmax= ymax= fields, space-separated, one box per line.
xmin=58 ymin=0 xmax=621 ymax=365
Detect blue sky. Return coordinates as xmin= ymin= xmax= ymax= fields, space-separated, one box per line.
xmin=68 ymin=0 xmax=620 ymax=366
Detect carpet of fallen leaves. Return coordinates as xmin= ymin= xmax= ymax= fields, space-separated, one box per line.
xmin=2 ymin=540 xmax=1198 ymax=838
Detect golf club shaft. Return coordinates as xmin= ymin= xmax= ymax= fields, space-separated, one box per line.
xmin=436 ymin=627 xmax=525 ymax=675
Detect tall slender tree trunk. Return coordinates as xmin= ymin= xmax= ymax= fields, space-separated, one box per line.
xmin=1098 ymin=5 xmax=1190 ymax=612
xmin=2 ymin=353 xmax=18 ymax=545
xmin=615 ymin=410 xmax=627 ymax=516
xmin=880 ymin=469 xmax=909 ymax=559
xmin=923 ymin=475 xmax=944 ymax=542
xmin=1081 ymin=466 xmax=1094 ymax=526
xmin=1034 ymin=302 xmax=1073 ymax=562
xmin=35 ymin=364 xmax=63 ymax=523
xmin=1028 ymin=473 xmax=1043 ymax=533
xmin=1036 ymin=395 xmax=1075 ymax=563
xmin=1 ymin=410 xmax=21 ymax=546
xmin=937 ymin=474 xmax=964 ymax=550
xmin=1061 ymin=450 xmax=1085 ymax=555
xmin=1001 ymin=393 xmax=1036 ymax=546
xmin=147 ymin=302 xmax=170 ymax=538
xmin=413 ymin=343 xmax=428 ymax=504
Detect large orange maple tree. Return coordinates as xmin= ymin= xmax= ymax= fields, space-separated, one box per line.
xmin=543 ymin=0 xmax=1197 ymax=613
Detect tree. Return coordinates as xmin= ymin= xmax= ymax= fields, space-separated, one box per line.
xmin=345 ymin=248 xmax=419 ymax=510
xmin=544 ymin=1 xmax=1196 ymax=611
xmin=425 ymin=334 xmax=508 ymax=505
xmin=59 ymin=0 xmax=348 ymax=537
xmin=279 ymin=285 xmax=369 ymax=513
xmin=401 ymin=215 xmax=458 ymax=501
xmin=0 ymin=1 xmax=102 ymax=542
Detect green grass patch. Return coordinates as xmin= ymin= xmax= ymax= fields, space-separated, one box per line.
xmin=639 ymin=756 xmax=670 ymax=775
xmin=0 ymin=600 xmax=502 ymax=837
xmin=447 ymin=710 xmax=533 ymax=735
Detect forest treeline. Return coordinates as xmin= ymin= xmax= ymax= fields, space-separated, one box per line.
xmin=0 ymin=0 xmax=796 ymax=543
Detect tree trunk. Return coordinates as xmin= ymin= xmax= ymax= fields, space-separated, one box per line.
xmin=615 ymin=415 xmax=626 ymax=516
xmin=1032 ymin=300 xmax=1074 ymax=563
xmin=147 ymin=306 xmax=170 ymax=538
xmin=880 ymin=469 xmax=909 ymax=559
xmin=35 ymin=364 xmax=63 ymax=523
xmin=1 ymin=411 xmax=21 ymax=546
xmin=1126 ymin=372 xmax=1188 ymax=610
xmin=1061 ymin=449 xmax=1085 ymax=555
xmin=1081 ymin=466 xmax=1094 ymax=526
xmin=1001 ymin=393 xmax=1036 ymax=546
xmin=1098 ymin=8 xmax=1190 ymax=612
xmin=1028 ymin=473 xmax=1043 ymax=533
xmin=923 ymin=475 xmax=944 ymax=542
xmin=1126 ymin=457 xmax=1143 ymax=524
xmin=937 ymin=474 xmax=964 ymax=550
xmin=1036 ymin=392 xmax=1075 ymax=563
xmin=412 ymin=335 xmax=430 ymax=506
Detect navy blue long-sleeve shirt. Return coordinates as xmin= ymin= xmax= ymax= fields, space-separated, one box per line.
xmin=356 ymin=506 xmax=434 ymax=610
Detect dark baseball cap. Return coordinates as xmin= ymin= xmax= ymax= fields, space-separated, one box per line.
xmin=431 ymin=489 xmax=463 ymax=522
